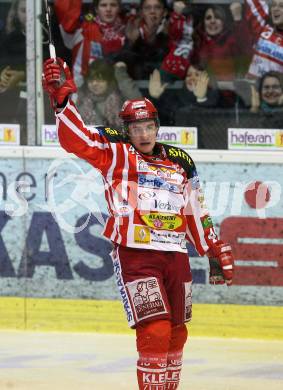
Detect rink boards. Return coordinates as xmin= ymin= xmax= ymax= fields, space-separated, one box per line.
xmin=0 ymin=148 xmax=283 ymax=339
xmin=1 ymin=297 xmax=283 ymax=340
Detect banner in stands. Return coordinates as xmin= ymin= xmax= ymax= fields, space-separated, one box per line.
xmin=157 ymin=127 xmax=198 ymax=149
xmin=0 ymin=124 xmax=20 ymax=145
xmin=228 ymin=128 xmax=283 ymax=150
xmin=0 ymin=153 xmax=282 ymax=305
xmin=41 ymin=125 xmax=198 ymax=149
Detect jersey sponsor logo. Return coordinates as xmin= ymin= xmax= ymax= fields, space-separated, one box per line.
xmin=138 ymin=191 xmax=157 ymax=200
xmin=138 ymin=174 xmax=180 ymax=193
xmin=208 ymin=227 xmax=218 ymax=243
xmin=167 ymin=147 xmax=192 ymax=165
xmin=165 ymin=370 xmax=181 ymax=383
xmin=141 ymin=199 xmax=181 ymax=213
xmin=141 ymin=213 xmax=183 ymax=230
xmin=137 ymin=160 xmax=184 ymax=184
xmin=105 ymin=127 xmax=120 ymax=136
xmin=113 ymin=258 xmax=134 ymax=323
xmin=126 ymin=277 xmax=168 ymax=321
xmin=138 ymin=159 xmax=175 ymax=175
xmin=142 ymin=372 xmax=166 ymax=385
xmin=201 ymin=215 xmax=213 ymax=229
xmin=153 ymin=199 xmax=180 ymax=213
xmin=137 ymin=189 xmax=185 ymax=213
xmin=134 ymin=226 xmax=151 ymax=244
xmin=184 ymin=281 xmax=192 ymax=322
xmin=150 ymin=230 xmax=186 ymax=248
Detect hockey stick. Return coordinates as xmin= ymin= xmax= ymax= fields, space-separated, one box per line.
xmin=44 ymin=0 xmax=56 ymax=59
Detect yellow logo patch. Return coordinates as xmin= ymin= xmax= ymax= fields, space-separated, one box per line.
xmin=3 ymin=127 xmax=16 ymax=142
xmin=275 ymin=131 xmax=283 ymax=147
xmin=181 ymin=130 xmax=195 ymax=145
xmin=141 ymin=213 xmax=183 ymax=230
xmin=105 ymin=127 xmax=119 ymax=136
xmin=134 ymin=226 xmax=151 ymax=244
xmin=168 ymin=147 xmax=192 ymax=164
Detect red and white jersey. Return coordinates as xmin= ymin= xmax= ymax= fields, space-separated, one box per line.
xmin=246 ymin=0 xmax=283 ymax=77
xmin=56 ymin=100 xmax=218 ymax=255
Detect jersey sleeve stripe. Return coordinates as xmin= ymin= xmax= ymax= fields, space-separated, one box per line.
xmin=122 ymin=144 xmax=129 ymax=200
xmin=102 ymin=144 xmax=119 ymax=240
xmin=67 ymin=102 xmax=105 ymax=138
xmin=67 ymin=102 xmax=101 ymax=135
xmin=59 ymin=111 xmax=110 ymax=150
xmin=58 ymin=100 xmax=106 ymax=141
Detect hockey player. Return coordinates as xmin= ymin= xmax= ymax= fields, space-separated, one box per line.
xmin=42 ymin=57 xmax=234 ymax=390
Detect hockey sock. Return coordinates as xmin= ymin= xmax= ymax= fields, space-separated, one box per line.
xmin=137 ymin=352 xmax=168 ymax=390
xmin=136 ymin=319 xmax=171 ymax=390
xmin=165 ymin=324 xmax=188 ymax=389
xmin=165 ymin=350 xmax=183 ymax=389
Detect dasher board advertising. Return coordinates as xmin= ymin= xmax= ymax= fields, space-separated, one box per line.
xmin=0 ymin=124 xmax=20 ymax=145
xmin=228 ymin=128 xmax=283 ymax=150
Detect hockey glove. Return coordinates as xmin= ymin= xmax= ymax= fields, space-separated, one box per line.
xmin=42 ymin=58 xmax=77 ymax=110
xmin=207 ymin=241 xmax=234 ymax=286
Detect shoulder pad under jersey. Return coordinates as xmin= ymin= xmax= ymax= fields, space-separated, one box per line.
xmin=162 ymin=144 xmax=195 ymax=178
xmin=96 ymin=126 xmax=125 ymax=143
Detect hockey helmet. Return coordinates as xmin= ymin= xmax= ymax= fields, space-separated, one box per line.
xmin=119 ymin=98 xmax=159 ymax=126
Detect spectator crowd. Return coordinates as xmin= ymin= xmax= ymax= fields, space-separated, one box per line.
xmin=0 ymin=0 xmax=283 ymax=147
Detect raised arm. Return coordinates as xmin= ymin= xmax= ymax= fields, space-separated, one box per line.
xmin=42 ymin=58 xmax=116 ymax=172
